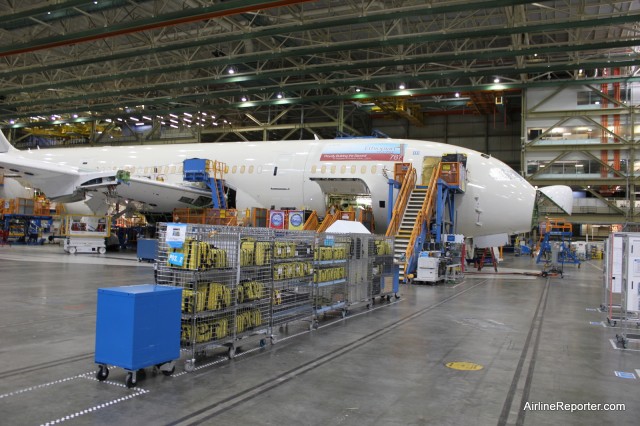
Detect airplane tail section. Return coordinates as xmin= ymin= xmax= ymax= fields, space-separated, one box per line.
xmin=0 ymin=130 xmax=17 ymax=153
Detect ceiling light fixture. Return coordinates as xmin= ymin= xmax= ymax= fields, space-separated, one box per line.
xmin=276 ymin=93 xmax=283 ymax=99
xmin=455 ymin=92 xmax=460 ymax=98
xmin=494 ymin=78 xmax=500 ymax=83
xmin=398 ymin=83 xmax=406 ymax=90
xmin=241 ymin=95 xmax=248 ymax=102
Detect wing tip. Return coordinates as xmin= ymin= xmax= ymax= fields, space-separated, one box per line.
xmin=0 ymin=130 xmax=16 ymax=153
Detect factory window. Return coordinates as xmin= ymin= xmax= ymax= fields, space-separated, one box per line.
xmin=361 ymin=165 xmax=367 ymax=174
xmin=321 ymin=165 xmax=326 ymax=174
xmin=341 ymin=165 xmax=346 ymax=174
xmin=371 ymin=165 xmax=377 ymax=174
xmin=257 ymin=165 xmax=263 ymax=174
xmin=232 ymin=165 xmax=237 ymax=174
xmin=240 ymin=165 xmax=246 ymax=174
xmin=248 ymin=165 xmax=254 ymax=174
xmin=351 ymin=165 xmax=356 ymax=174
xmin=311 ymin=165 xmax=317 ymax=173
xmin=330 ymin=165 xmax=336 ymax=174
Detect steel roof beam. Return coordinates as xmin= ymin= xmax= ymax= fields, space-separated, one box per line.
xmin=0 ymin=27 xmax=637 ymax=98
xmin=0 ymin=0 xmax=315 ymax=57
xmin=0 ymin=0 xmax=581 ymax=77
xmin=3 ymin=55 xmax=639 ymax=113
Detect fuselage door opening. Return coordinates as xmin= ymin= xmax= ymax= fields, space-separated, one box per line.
xmin=310 ymin=177 xmax=374 ymax=231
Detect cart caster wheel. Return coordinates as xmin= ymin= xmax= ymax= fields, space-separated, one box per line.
xmin=386 ymin=295 xmax=391 ymax=302
xmin=162 ymin=366 xmax=175 ymax=376
xmin=371 ymin=298 xmax=375 ymax=305
xmin=395 ymin=294 xmax=400 ymax=300
xmin=184 ymin=360 xmax=195 ymax=372
xmin=68 ymin=247 xmax=77 ymax=254
xmin=313 ymin=320 xmax=319 ymax=330
xmin=99 ymin=247 xmax=106 ymax=254
xmin=96 ymin=365 xmax=109 ymax=381
xmin=125 ymin=372 xmax=137 ymax=389
xmin=259 ymin=338 xmax=267 ymax=348
xmin=341 ymin=310 xmax=346 ymax=318
xmin=366 ymin=304 xmax=370 ymax=309
xmin=270 ymin=336 xmax=277 ymax=345
xmin=228 ymin=346 xmax=236 ymax=359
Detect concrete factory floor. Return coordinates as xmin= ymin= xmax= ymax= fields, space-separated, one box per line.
xmin=0 ymin=244 xmax=638 ymax=426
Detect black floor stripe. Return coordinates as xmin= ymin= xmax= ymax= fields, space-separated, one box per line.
xmin=0 ymin=352 xmax=94 ymax=380
xmin=497 ymin=278 xmax=550 ymax=426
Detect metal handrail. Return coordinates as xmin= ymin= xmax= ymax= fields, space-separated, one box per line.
xmin=317 ymin=211 xmax=339 ymax=233
xmin=303 ymin=210 xmax=319 ymax=231
xmin=402 ymin=163 xmax=442 ymax=274
xmin=386 ymin=165 xmax=417 ymax=237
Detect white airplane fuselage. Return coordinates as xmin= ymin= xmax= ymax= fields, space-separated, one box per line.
xmin=1 ymin=138 xmax=535 ymax=237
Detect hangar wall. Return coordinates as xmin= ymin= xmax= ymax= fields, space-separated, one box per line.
xmin=371 ymin=113 xmax=522 ymax=171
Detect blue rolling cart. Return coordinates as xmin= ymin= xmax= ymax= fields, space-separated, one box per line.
xmin=95 ymin=284 xmax=182 ymax=388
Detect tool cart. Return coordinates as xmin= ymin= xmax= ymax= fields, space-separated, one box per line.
xmin=94 ymin=284 xmax=182 ymax=388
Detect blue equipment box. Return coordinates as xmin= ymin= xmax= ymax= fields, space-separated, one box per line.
xmin=95 ymin=284 xmax=182 ymax=371
xmin=137 ymin=238 xmax=158 ymax=261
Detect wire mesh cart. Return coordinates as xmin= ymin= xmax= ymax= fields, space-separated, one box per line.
xmin=369 ymin=235 xmax=399 ymax=303
xmin=312 ymin=233 xmax=350 ymax=326
xmin=271 ymin=229 xmax=315 ymax=331
xmin=156 ymin=224 xmax=275 ymax=370
xmin=94 ymin=284 xmax=182 ymax=388
xmin=346 ymin=234 xmax=372 ymax=311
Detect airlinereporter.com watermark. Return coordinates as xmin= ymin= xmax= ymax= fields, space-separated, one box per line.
xmin=524 ymin=401 xmax=626 ymax=413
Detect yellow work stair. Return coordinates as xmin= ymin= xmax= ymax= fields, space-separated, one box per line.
xmin=386 ymin=162 xmax=441 ymax=281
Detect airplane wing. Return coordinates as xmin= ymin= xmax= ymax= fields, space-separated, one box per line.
xmin=1 ymin=131 xmax=212 ymax=211
xmin=0 ymin=150 xmax=120 ymax=203
xmin=111 ymin=176 xmax=213 ymax=213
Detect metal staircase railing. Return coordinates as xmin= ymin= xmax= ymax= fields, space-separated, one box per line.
xmin=386 ymin=165 xmax=417 ymax=237
xmin=303 ymin=210 xmax=319 ymax=231
xmin=401 ymin=163 xmax=442 ymax=277
xmin=317 ymin=211 xmax=339 ymax=233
